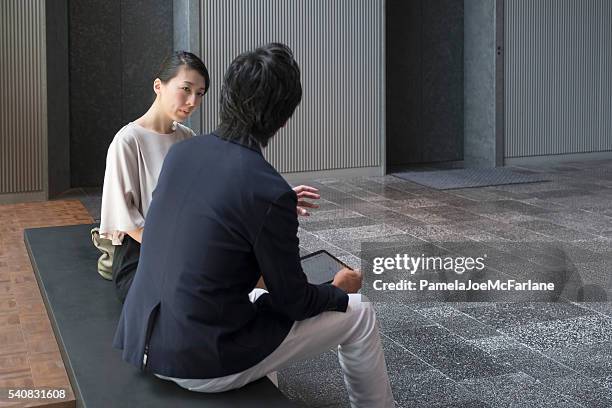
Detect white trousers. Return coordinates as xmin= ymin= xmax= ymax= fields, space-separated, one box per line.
xmin=156 ymin=289 xmax=395 ymax=408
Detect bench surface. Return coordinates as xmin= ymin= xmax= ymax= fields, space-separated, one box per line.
xmin=25 ymin=224 xmax=299 ymax=408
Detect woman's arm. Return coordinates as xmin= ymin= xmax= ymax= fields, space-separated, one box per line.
xmin=126 ymin=227 xmax=144 ymax=244
xmin=100 ymin=134 xmax=145 ymax=242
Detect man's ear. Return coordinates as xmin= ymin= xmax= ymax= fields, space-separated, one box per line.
xmin=153 ymin=78 xmax=162 ymax=96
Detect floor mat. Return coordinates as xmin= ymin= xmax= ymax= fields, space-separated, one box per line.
xmin=392 ymin=167 xmax=550 ymax=190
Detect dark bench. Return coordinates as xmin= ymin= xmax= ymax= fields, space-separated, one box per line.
xmin=25 ymin=224 xmax=299 ymax=408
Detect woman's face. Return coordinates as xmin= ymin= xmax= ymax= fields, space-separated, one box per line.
xmin=155 ymin=66 xmax=207 ymax=122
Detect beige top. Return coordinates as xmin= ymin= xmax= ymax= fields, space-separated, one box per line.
xmin=99 ymin=121 xmax=194 ymax=245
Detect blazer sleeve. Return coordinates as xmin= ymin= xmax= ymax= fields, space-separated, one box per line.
xmin=253 ymin=190 xmax=349 ymax=321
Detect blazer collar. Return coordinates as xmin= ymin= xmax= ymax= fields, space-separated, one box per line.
xmin=211 ymin=130 xmax=263 ymax=155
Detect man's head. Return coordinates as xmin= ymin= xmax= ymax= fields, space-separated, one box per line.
xmin=218 ymin=43 xmax=302 ymax=147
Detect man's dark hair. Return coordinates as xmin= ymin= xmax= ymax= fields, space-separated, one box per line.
xmin=217 ymin=43 xmax=302 ymax=147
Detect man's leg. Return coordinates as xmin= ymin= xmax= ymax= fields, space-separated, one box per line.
xmin=157 ymin=294 xmax=394 ymax=408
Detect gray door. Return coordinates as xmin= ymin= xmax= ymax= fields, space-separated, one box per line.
xmin=505 ymin=0 xmax=612 ymax=159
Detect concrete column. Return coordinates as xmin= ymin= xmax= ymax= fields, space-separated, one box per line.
xmin=464 ymin=0 xmax=504 ymax=167
xmin=173 ymin=0 xmax=202 ymax=134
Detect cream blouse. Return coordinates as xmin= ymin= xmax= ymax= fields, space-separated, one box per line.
xmin=99 ymin=121 xmax=194 ymax=245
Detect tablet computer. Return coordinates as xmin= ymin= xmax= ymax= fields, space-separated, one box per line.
xmin=300 ymin=250 xmax=351 ymax=285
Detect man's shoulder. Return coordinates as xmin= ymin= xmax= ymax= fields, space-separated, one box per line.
xmin=167 ymin=132 xmax=292 ymax=195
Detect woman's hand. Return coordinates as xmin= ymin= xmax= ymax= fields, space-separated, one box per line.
xmin=293 ymin=185 xmax=320 ymax=216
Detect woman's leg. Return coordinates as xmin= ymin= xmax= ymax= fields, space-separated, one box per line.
xmin=111 ymin=235 xmax=140 ymax=303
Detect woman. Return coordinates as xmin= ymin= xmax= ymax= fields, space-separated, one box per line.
xmin=100 ymin=51 xmax=320 ymax=302
xmin=99 ymin=51 xmax=210 ymax=302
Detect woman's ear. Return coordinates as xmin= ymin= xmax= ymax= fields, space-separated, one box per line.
xmin=153 ymin=78 xmax=162 ymax=96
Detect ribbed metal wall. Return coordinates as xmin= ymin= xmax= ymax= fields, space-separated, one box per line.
xmin=199 ymin=0 xmax=384 ymax=173
xmin=0 ymin=0 xmax=47 ymax=193
xmin=505 ymin=0 xmax=612 ymax=157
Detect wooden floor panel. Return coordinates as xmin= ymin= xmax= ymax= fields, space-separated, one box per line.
xmin=0 ymin=200 xmax=93 ymax=408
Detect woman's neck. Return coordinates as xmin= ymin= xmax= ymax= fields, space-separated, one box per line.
xmin=135 ymin=103 xmax=175 ymax=134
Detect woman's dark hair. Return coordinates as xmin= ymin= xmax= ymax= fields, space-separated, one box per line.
xmin=156 ymin=51 xmax=210 ymax=94
xmin=217 ymin=43 xmax=302 ymax=147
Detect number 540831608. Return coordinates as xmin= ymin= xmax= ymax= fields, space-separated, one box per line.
xmin=6 ymin=389 xmax=66 ymax=399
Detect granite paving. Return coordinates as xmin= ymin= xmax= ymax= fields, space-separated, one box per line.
xmin=71 ymin=160 xmax=612 ymax=407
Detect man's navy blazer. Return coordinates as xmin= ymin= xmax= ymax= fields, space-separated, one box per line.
xmin=113 ymin=132 xmax=349 ymax=379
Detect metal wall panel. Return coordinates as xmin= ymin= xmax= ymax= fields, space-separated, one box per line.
xmin=199 ymin=0 xmax=384 ymax=173
xmin=0 ymin=0 xmax=47 ymax=194
xmin=505 ymin=0 xmax=612 ymax=158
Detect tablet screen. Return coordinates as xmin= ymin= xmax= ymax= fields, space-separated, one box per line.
xmin=301 ymin=251 xmax=347 ymax=285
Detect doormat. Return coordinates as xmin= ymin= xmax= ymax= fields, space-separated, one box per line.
xmin=392 ymin=167 xmax=550 ymax=190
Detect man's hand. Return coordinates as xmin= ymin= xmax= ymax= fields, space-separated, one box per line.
xmin=255 ymin=275 xmax=267 ymax=289
xmin=332 ymin=267 xmax=362 ymax=293
xmin=293 ymin=185 xmax=320 ymax=216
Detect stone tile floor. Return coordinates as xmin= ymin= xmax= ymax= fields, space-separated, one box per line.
xmin=66 ymin=160 xmax=612 ymax=407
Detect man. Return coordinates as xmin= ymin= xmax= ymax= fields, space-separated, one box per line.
xmin=114 ymin=43 xmax=394 ymax=407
